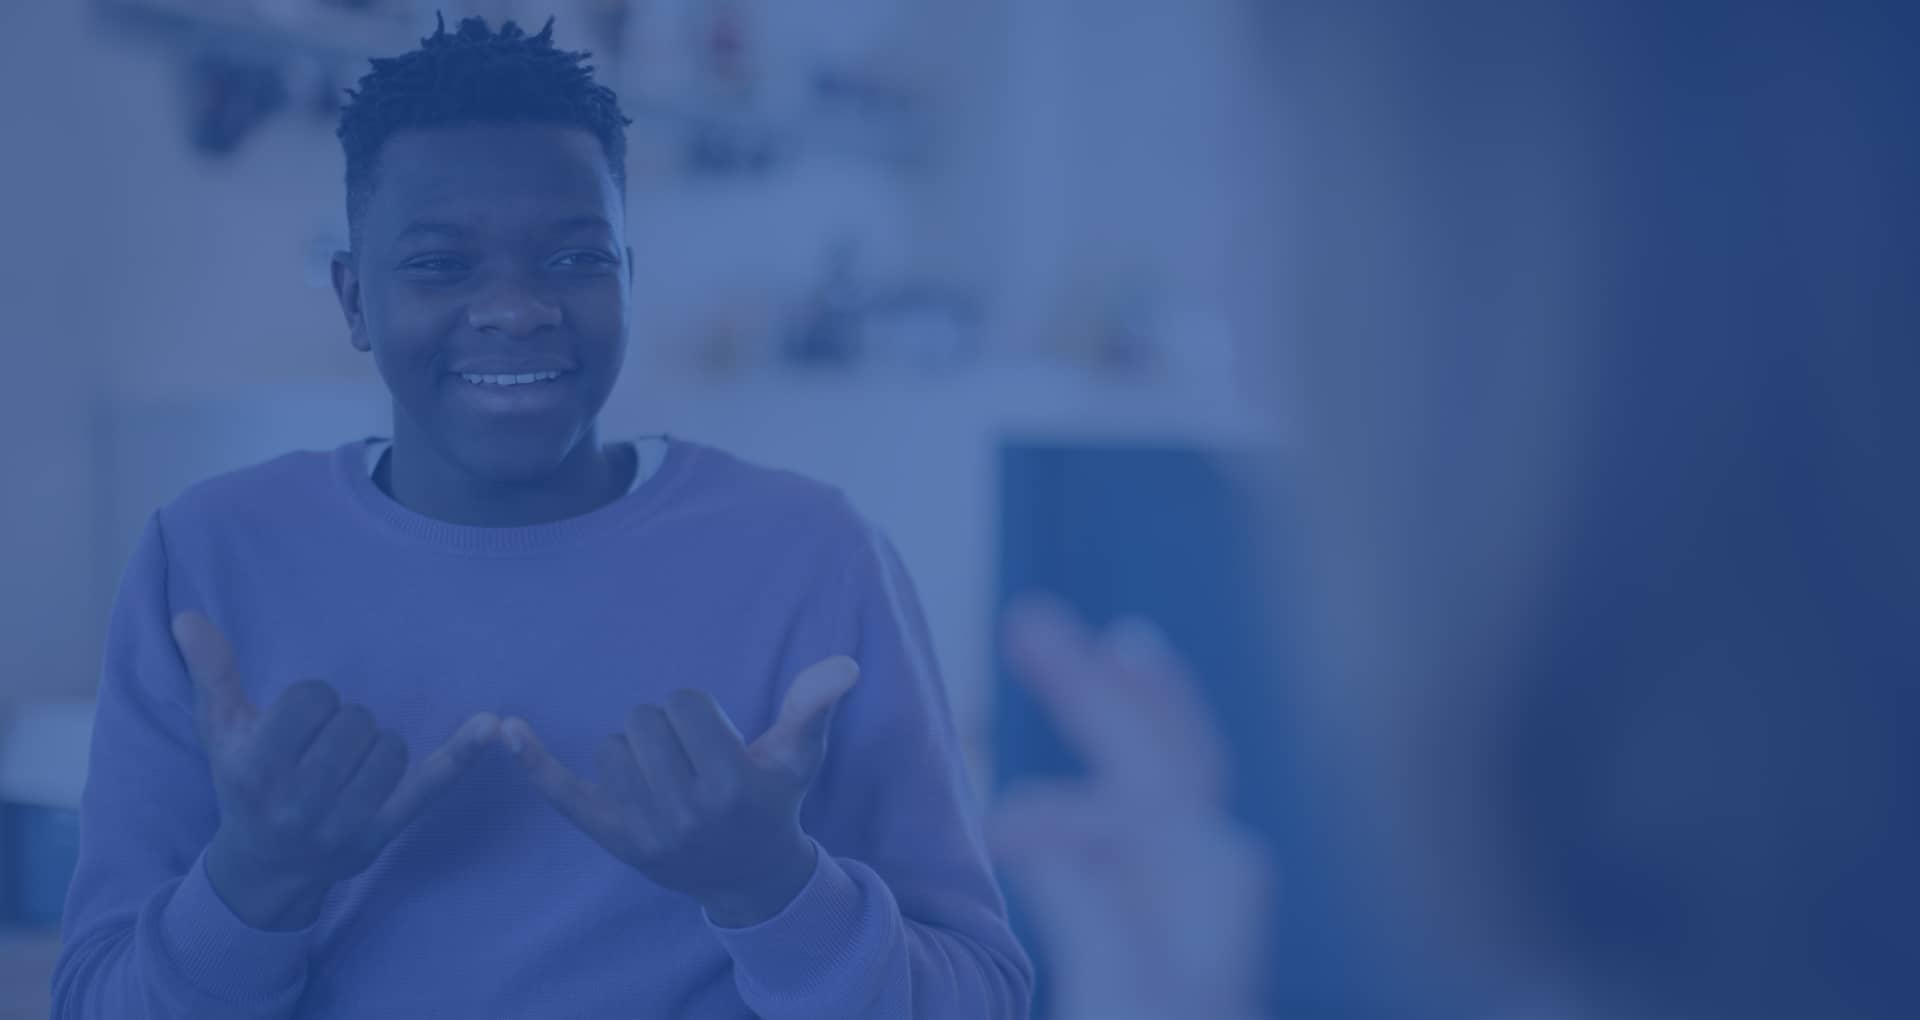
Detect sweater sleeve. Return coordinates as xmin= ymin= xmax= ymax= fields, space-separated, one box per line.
xmin=51 ymin=512 xmax=314 ymax=1019
xmin=709 ymin=522 xmax=1035 ymax=1018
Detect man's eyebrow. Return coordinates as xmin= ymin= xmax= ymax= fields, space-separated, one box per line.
xmin=393 ymin=216 xmax=613 ymax=243
xmin=550 ymin=215 xmax=615 ymax=233
xmin=394 ymin=220 xmax=466 ymax=243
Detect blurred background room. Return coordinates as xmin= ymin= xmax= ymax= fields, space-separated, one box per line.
xmin=0 ymin=1 xmax=1283 ymax=1015
xmin=9 ymin=3 xmax=1920 ymax=1020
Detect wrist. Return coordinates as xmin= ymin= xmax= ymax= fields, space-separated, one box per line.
xmin=702 ymin=831 xmax=818 ymax=929
xmin=205 ymin=834 xmax=330 ymax=931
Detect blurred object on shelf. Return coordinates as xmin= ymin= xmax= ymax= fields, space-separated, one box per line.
xmin=614 ymin=0 xmax=927 ymax=177
xmin=94 ymin=0 xmax=425 ymax=155
xmin=759 ymin=234 xmax=989 ymax=379
xmin=861 ymin=287 xmax=983 ymax=380
xmin=782 ymin=237 xmax=865 ymax=369
xmin=91 ymin=0 xmax=423 ymax=73
xmin=182 ymin=49 xmax=289 ymax=156
xmin=1040 ymin=280 xmax=1165 ymax=383
xmin=681 ymin=110 xmax=782 ymax=176
xmin=676 ymin=247 xmax=978 ymax=384
xmin=812 ymin=65 xmax=912 ymax=114
xmin=806 ymin=65 xmax=926 ymax=164
xmin=679 ymin=0 xmax=768 ymax=174
xmin=92 ymin=0 xmax=929 ymax=175
xmin=684 ymin=286 xmax=784 ymax=380
xmin=694 ymin=0 xmax=756 ymax=101
xmin=0 ymin=700 xmax=93 ymax=929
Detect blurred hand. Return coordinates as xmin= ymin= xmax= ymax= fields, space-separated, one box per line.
xmin=172 ymin=611 xmax=500 ymax=931
xmin=502 ymin=657 xmax=859 ymax=928
xmin=992 ymin=597 xmax=1273 ymax=1020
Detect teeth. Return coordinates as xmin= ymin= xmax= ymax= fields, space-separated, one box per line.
xmin=459 ymin=371 xmax=561 ymax=387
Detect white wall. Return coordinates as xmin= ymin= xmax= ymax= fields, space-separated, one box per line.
xmin=0 ymin=2 xmax=122 ymax=700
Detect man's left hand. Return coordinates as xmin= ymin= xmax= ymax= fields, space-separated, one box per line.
xmin=504 ymin=657 xmax=859 ymax=928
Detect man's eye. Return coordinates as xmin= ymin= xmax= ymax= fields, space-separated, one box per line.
xmin=402 ymin=256 xmax=465 ymax=273
xmin=553 ymin=251 xmax=616 ymax=269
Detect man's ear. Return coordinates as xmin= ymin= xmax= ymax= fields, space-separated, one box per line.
xmin=331 ymin=250 xmax=371 ymax=352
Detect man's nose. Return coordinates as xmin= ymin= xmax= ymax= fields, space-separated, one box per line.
xmin=466 ymin=279 xmax=562 ymax=337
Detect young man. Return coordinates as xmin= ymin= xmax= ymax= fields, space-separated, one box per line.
xmin=54 ymin=17 xmax=1031 ymax=1019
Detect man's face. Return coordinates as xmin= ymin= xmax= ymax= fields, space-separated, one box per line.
xmin=335 ymin=123 xmax=630 ymax=483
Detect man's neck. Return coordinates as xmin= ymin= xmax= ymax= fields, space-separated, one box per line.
xmin=379 ymin=428 xmax=633 ymax=528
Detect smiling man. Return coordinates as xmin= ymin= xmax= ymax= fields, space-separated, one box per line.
xmin=52 ymin=17 xmax=1031 ymax=1019
xmin=339 ymin=112 xmax=634 ymax=525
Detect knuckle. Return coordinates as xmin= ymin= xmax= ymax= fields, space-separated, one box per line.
xmin=694 ymin=776 xmax=739 ymax=814
xmin=222 ymin=762 xmax=267 ymax=800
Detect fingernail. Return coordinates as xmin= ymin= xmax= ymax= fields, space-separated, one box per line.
xmin=502 ymin=721 xmax=525 ymax=755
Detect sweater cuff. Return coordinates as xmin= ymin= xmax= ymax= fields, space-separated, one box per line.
xmin=158 ymin=851 xmax=313 ymax=1003
xmin=708 ymin=841 xmax=891 ymax=999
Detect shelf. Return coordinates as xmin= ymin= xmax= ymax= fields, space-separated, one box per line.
xmin=624 ymin=89 xmax=929 ymax=175
xmin=92 ymin=0 xmax=421 ymax=71
xmin=91 ymin=0 xmax=930 ymax=174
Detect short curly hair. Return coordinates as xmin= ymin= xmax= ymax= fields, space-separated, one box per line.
xmin=335 ymin=14 xmax=632 ymax=248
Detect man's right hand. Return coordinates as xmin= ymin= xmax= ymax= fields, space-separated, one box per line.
xmin=172 ymin=611 xmax=500 ymax=931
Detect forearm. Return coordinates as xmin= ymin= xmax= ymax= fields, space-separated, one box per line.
xmin=712 ymin=849 xmax=1032 ymax=1020
xmin=57 ymin=517 xmax=314 ymax=1018
xmin=52 ymin=857 xmax=312 ymax=1020
xmin=714 ymin=522 xmax=1032 ymax=1015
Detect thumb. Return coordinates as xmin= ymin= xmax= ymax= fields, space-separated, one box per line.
xmin=170 ymin=611 xmax=257 ymax=744
xmin=750 ymin=656 xmax=859 ymax=780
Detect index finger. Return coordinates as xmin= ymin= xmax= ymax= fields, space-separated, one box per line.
xmin=170 ymin=611 xmax=257 ymax=743
xmin=371 ymin=712 xmax=500 ymax=837
xmin=499 ymin=717 xmax=627 ymax=847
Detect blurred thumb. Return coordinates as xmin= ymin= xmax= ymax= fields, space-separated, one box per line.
xmin=171 ymin=611 xmax=256 ymax=743
xmin=750 ymin=656 xmax=859 ymax=780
